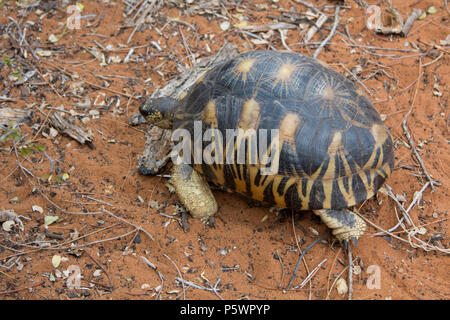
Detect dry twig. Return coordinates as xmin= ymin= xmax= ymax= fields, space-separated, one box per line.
xmin=304 ymin=13 xmax=328 ymax=43
xmin=163 ymin=253 xmax=186 ymax=300
xmin=401 ymin=9 xmax=423 ymax=36
xmin=48 ymin=113 xmax=93 ymax=146
xmin=175 ymin=277 xmax=223 ymax=300
xmin=313 ymin=6 xmax=341 ymax=59
xmin=348 ymin=246 xmax=353 ymax=300
xmin=401 ymin=58 xmax=438 ymax=192
xmin=286 ymin=232 xmax=329 ymax=290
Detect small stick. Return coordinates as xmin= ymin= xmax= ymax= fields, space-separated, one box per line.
xmin=313 ymin=6 xmax=340 ymax=59
xmin=141 ymin=256 xmax=165 ymax=300
xmin=174 ymin=277 xmax=222 ymax=293
xmin=83 ymin=248 xmax=114 ymax=291
xmin=150 ymin=41 xmax=162 ymax=51
xmin=64 ymin=229 xmax=138 ymax=250
xmin=294 ymin=0 xmax=326 ymax=16
xmin=353 ymin=0 xmax=368 ymax=8
xmin=141 ymin=256 xmax=157 ymax=270
xmin=325 ymin=264 xmax=350 ymax=299
xmin=375 ymin=182 xmax=430 ymax=235
xmin=292 ymin=258 xmax=328 ymax=289
xmin=163 ymin=253 xmax=186 ymax=300
xmin=155 ymin=270 xmax=165 ymax=300
xmin=279 ymin=29 xmax=292 ymax=51
xmin=275 ymin=250 xmax=285 ymax=288
xmin=0 ymin=96 xmax=17 ymax=102
xmin=127 ymin=0 xmax=156 ymax=44
xmin=304 ymin=13 xmax=328 ymax=43
xmin=348 ymin=246 xmax=353 ymax=300
xmin=175 ymin=277 xmax=224 ymax=300
xmin=286 ymin=232 xmax=329 ymax=290
xmin=381 ymin=184 xmax=415 ymax=227
xmin=85 ymin=196 xmax=114 ymax=207
xmin=0 ymin=281 xmax=45 ymax=295
xmin=54 ymin=223 xmax=118 ymax=249
xmin=167 ymin=17 xmax=197 ymax=31
xmin=422 ymin=52 xmax=444 ymax=67
xmin=290 ymin=211 xmax=313 ymax=297
xmin=342 ymin=29 xmax=397 ymax=58
xmin=48 ymin=112 xmax=93 ymax=146
xmin=8 ymin=17 xmax=40 ymax=60
xmin=13 ymin=142 xmax=103 ymax=216
xmin=339 ymin=64 xmax=373 ymax=97
xmin=44 ymin=230 xmax=64 ymax=240
xmin=179 ymin=26 xmax=195 ymax=66
xmin=123 ymin=47 xmax=135 ymax=63
xmin=401 ymin=58 xmax=437 ymax=192
xmin=236 ymin=30 xmax=277 ymax=50
xmin=345 ymin=43 xmax=419 ymax=52
xmin=356 ymin=211 xmax=449 ymax=254
xmin=325 ymin=247 xmax=342 ymax=298
xmin=401 ymin=9 xmax=423 ymax=37
xmin=41 ymin=60 xmax=136 ymax=99
xmin=240 ymin=22 xmax=297 ymax=32
xmin=402 ymin=119 xmax=438 ymax=192
xmin=102 ymin=208 xmax=154 ymax=240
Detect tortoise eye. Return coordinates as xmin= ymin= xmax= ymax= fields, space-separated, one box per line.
xmin=148 ymin=111 xmax=163 ymax=123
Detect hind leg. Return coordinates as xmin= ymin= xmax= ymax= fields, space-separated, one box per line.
xmin=313 ymin=209 xmax=367 ymax=249
xmin=170 ymin=164 xmax=218 ymax=220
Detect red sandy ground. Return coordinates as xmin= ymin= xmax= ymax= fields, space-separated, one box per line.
xmin=0 ymin=0 xmax=448 ymax=300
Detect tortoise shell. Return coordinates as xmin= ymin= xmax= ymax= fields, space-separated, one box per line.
xmin=172 ymin=50 xmax=394 ymax=211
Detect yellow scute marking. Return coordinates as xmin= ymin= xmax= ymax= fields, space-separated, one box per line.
xmin=237 ymin=59 xmax=255 ymax=73
xmin=238 ymin=98 xmax=260 ymax=130
xmin=276 ymin=63 xmax=296 ymax=81
xmin=371 ymin=124 xmax=388 ymax=147
xmin=322 ymin=86 xmax=335 ymax=100
xmin=327 ymin=131 xmax=343 ymax=154
xmin=279 ymin=113 xmax=301 ymax=145
xmin=202 ymin=100 xmax=218 ymax=127
xmin=236 ymin=59 xmax=255 ymax=81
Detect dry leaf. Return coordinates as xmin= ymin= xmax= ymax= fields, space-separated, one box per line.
xmin=32 ymin=205 xmax=44 ymax=214
xmin=2 ymin=220 xmax=15 ymax=232
xmin=220 ymin=21 xmax=231 ymax=31
xmin=52 ymin=255 xmax=62 ymax=268
xmin=336 ymin=278 xmax=348 ymax=295
xmin=44 ymin=215 xmax=59 ymax=226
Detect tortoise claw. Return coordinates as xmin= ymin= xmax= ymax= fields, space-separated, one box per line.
xmin=341 ymin=237 xmax=358 ymax=251
xmin=342 ymin=239 xmax=348 ymax=251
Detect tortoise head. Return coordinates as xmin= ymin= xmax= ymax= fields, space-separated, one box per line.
xmin=139 ymin=97 xmax=178 ymax=130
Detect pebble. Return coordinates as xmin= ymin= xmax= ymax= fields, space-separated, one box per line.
xmin=336 ymin=278 xmax=348 ymax=295
xmin=220 ymin=21 xmax=230 ymax=31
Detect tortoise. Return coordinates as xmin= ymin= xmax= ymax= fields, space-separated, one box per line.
xmin=139 ymin=50 xmax=394 ymax=247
